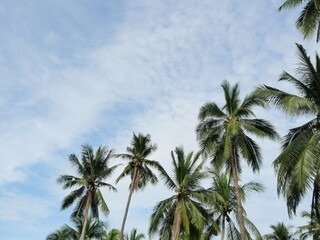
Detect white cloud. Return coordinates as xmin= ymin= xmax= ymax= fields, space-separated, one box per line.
xmin=0 ymin=190 xmax=54 ymax=224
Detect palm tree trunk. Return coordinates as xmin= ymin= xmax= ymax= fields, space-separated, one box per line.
xmin=221 ymin=215 xmax=225 ymax=240
xmin=172 ymin=202 xmax=181 ymax=240
xmin=80 ymin=190 xmax=92 ymax=240
xmin=119 ymin=167 xmax=138 ymax=240
xmin=311 ymin=180 xmax=320 ymax=240
xmin=231 ymin=149 xmax=246 ymax=240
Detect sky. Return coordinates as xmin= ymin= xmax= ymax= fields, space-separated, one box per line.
xmin=0 ymin=0 xmax=319 ymax=239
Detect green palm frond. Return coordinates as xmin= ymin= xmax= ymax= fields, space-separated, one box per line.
xmin=278 ymin=1 xmax=320 ymax=41
xmin=241 ymin=119 xmax=280 ymax=140
xmin=278 ymin=0 xmax=306 ymax=11
xmin=255 ymin=85 xmax=316 ymax=116
xmin=57 ymin=175 xmax=85 ymax=189
xmin=125 ymin=228 xmax=145 ymax=240
xmin=234 ymin=93 xmax=265 ymax=118
xmin=264 ymin=222 xmax=296 ymax=240
xmin=46 ymin=228 xmax=73 ymax=240
xmin=237 ymin=133 xmax=262 ymax=173
xmin=180 ymin=200 xmax=190 ymax=235
xmin=115 ymin=165 xmax=132 ymax=184
xmin=264 ymin=44 xmax=320 ymax=216
xmin=227 ymin=220 xmax=242 ymax=240
xmin=61 ymin=186 xmax=85 ymax=210
xmin=95 ymin=189 xmax=109 ymax=215
xmin=198 ymin=102 xmax=227 ymax=120
xmin=221 ymin=80 xmax=240 ymax=116
xmin=296 ymin=1 xmax=320 ymax=39
xmin=149 ymin=197 xmax=175 ymax=236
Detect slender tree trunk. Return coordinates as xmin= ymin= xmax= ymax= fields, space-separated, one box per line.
xmin=80 ymin=190 xmax=92 ymax=240
xmin=172 ymin=201 xmax=181 ymax=240
xmin=119 ymin=167 xmax=138 ymax=240
xmin=231 ymin=149 xmax=246 ymax=240
xmin=221 ymin=215 xmax=225 ymax=240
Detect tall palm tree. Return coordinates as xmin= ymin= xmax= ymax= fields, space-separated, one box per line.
xmin=278 ymin=0 xmax=320 ymax=41
xmin=197 ymin=80 xmax=279 ymax=240
xmin=206 ymin=170 xmax=264 ymax=240
xmin=255 ymin=44 xmax=320 ymax=219
xmin=125 ymin=228 xmax=145 ymax=240
xmin=57 ymin=145 xmax=118 ymax=240
xmin=264 ymin=222 xmax=296 ymax=240
xmin=116 ymin=133 xmax=162 ymax=240
xmin=149 ymin=147 xmax=214 ymax=240
xmin=298 ymin=210 xmax=320 ymax=239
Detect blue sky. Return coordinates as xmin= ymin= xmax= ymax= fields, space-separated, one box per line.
xmin=0 ymin=1 xmax=318 ymax=239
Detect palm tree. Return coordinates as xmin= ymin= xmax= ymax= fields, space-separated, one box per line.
xmin=57 ymin=145 xmax=118 ymax=240
xmin=298 ymin=210 xmax=320 ymax=239
xmin=125 ymin=229 xmax=145 ymax=240
xmin=46 ymin=215 xmax=108 ymax=240
xmin=197 ymin=80 xmax=279 ymax=240
xmin=206 ymin=170 xmax=264 ymax=240
xmin=105 ymin=229 xmax=121 ymax=240
xmin=65 ymin=215 xmax=108 ymax=240
xmin=149 ymin=147 xmax=214 ymax=240
xmin=255 ymin=44 xmax=320 ymax=219
xmin=46 ymin=228 xmax=73 ymax=240
xmin=278 ymin=0 xmax=320 ymax=41
xmin=116 ymin=133 xmax=162 ymax=240
xmin=264 ymin=222 xmax=296 ymax=240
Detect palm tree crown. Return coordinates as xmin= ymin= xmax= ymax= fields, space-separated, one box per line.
xmin=279 ymin=0 xmax=320 ymax=41
xmin=57 ymin=145 xmax=118 ymax=240
xmin=149 ymin=146 xmax=213 ymax=240
xmin=298 ymin=209 xmax=320 ymax=239
xmin=65 ymin=215 xmax=108 ymax=240
xmin=206 ymin=170 xmax=264 ymax=240
xmin=197 ymin=80 xmax=278 ymax=240
xmin=46 ymin=228 xmax=72 ymax=240
xmin=116 ymin=133 xmax=160 ymax=190
xmin=46 ymin=215 xmax=108 ymax=240
xmin=264 ymin=222 xmax=296 ymax=240
xmin=255 ymin=44 xmax=320 ymax=218
xmin=125 ymin=228 xmax=145 ymax=240
xmin=116 ymin=133 xmax=162 ymax=240
xmin=105 ymin=229 xmax=121 ymax=240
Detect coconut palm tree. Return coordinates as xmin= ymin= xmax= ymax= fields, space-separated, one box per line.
xmin=298 ymin=210 xmax=320 ymax=239
xmin=255 ymin=44 xmax=320 ymax=219
xmin=105 ymin=229 xmax=121 ymax=240
xmin=278 ymin=0 xmax=320 ymax=41
xmin=116 ymin=133 xmax=162 ymax=240
xmin=125 ymin=229 xmax=145 ymax=240
xmin=46 ymin=215 xmax=108 ymax=240
xmin=46 ymin=228 xmax=73 ymax=240
xmin=149 ymin=146 xmax=215 ymax=240
xmin=205 ymin=170 xmax=264 ymax=240
xmin=197 ymin=80 xmax=279 ymax=240
xmin=65 ymin=215 xmax=108 ymax=240
xmin=57 ymin=145 xmax=118 ymax=240
xmin=264 ymin=222 xmax=296 ymax=240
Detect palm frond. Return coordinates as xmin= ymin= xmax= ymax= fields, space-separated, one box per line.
xmin=61 ymin=186 xmax=85 ymax=210
xmin=296 ymin=1 xmax=320 ymax=39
